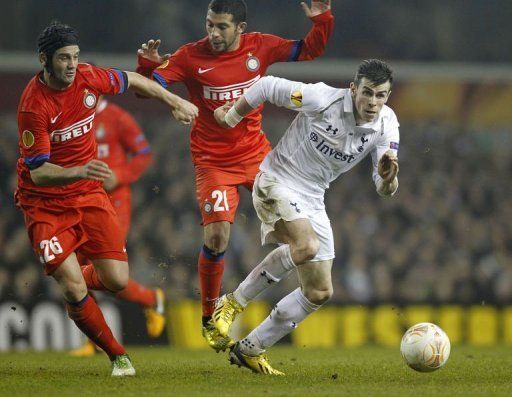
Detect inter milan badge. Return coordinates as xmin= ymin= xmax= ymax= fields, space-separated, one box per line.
xmin=246 ymin=55 xmax=260 ymax=72
xmin=204 ymin=201 xmax=213 ymax=214
xmin=83 ymin=90 xmax=97 ymax=109
xmin=22 ymin=130 xmax=35 ymax=148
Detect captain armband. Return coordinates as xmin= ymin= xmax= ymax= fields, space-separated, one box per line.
xmin=224 ymin=106 xmax=244 ymax=128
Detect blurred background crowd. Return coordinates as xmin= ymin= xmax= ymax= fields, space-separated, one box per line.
xmin=1 ymin=0 xmax=511 ymax=315
xmin=1 ymin=103 xmax=512 ymax=308
xmin=1 ymin=0 xmax=509 ymax=62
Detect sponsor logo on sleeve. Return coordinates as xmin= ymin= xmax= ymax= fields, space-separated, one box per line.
xmin=290 ymin=90 xmax=302 ymax=107
xmin=157 ymin=60 xmax=170 ymax=70
xmin=22 ymin=130 xmax=35 ymax=148
xmin=108 ymin=71 xmax=116 ymax=88
xmin=390 ymin=142 xmax=399 ymax=150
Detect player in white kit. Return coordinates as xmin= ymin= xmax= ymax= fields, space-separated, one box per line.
xmin=212 ymin=59 xmax=399 ymax=375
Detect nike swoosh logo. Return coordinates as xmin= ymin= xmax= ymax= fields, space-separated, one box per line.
xmin=198 ymin=67 xmax=215 ymax=74
xmin=50 ymin=112 xmax=62 ymax=124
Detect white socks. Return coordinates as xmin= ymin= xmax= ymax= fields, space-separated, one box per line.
xmin=239 ymin=288 xmax=321 ymax=356
xmin=233 ymin=245 xmax=296 ymax=307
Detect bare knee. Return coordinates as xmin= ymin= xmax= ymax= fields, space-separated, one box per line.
xmin=60 ymin=279 xmax=88 ymax=303
xmin=291 ymin=238 xmax=320 ymax=263
xmin=94 ymin=261 xmax=129 ymax=292
xmin=303 ymin=285 xmax=333 ymax=305
xmin=102 ymin=271 xmax=128 ymax=292
xmin=205 ymin=233 xmax=228 ymax=253
xmin=204 ymin=222 xmax=230 ymax=254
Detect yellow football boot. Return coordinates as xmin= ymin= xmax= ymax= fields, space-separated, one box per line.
xmin=229 ymin=342 xmax=285 ymax=375
xmin=212 ymin=293 xmax=244 ymax=337
xmin=144 ymin=288 xmax=166 ymax=338
xmin=202 ymin=317 xmax=235 ymax=352
xmin=69 ymin=339 xmax=98 ymax=357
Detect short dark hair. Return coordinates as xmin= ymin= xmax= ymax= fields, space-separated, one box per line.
xmin=37 ymin=21 xmax=79 ymax=73
xmin=354 ymin=59 xmax=393 ymax=87
xmin=208 ymin=0 xmax=247 ymax=24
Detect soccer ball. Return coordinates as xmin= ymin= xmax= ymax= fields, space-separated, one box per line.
xmin=400 ymin=322 xmax=451 ymax=372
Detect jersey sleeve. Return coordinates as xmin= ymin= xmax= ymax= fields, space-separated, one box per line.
xmin=87 ymin=65 xmax=128 ymax=95
xmin=371 ymin=111 xmax=400 ymax=189
xmin=113 ymin=110 xmax=153 ymax=184
xmin=18 ymin=111 xmax=50 ymax=169
xmin=245 ymin=76 xmax=340 ymax=114
xmin=149 ymin=46 xmax=189 ymax=89
xmin=262 ymin=10 xmax=334 ymax=64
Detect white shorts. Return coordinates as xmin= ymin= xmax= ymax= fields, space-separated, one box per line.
xmin=252 ymin=171 xmax=334 ymax=262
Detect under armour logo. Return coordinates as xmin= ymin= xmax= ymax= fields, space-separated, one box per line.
xmin=309 ymin=132 xmax=318 ymax=142
xmin=326 ymin=125 xmax=338 ymax=135
xmin=290 ymin=202 xmax=301 ymax=213
xmin=357 ymin=135 xmax=369 ymax=152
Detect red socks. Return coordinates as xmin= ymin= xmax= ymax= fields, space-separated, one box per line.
xmin=80 ymin=264 xmax=111 ymax=291
xmin=198 ymin=245 xmax=225 ymax=317
xmin=115 ymin=279 xmax=156 ymax=308
xmin=66 ymin=294 xmax=125 ymax=360
xmin=81 ymin=265 xmax=156 ymax=308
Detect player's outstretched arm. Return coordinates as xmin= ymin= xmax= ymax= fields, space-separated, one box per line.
xmin=213 ymin=75 xmax=288 ymax=129
xmin=376 ymin=150 xmax=399 ymax=196
xmin=301 ymin=0 xmax=331 ymax=18
xmin=294 ymin=0 xmax=334 ymax=61
xmin=125 ymin=71 xmax=198 ymax=125
xmin=214 ymin=76 xmax=324 ymax=129
xmin=30 ymin=160 xmax=112 ymax=186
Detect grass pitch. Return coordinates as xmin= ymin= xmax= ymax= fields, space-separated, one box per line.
xmin=0 ymin=345 xmax=510 ymax=396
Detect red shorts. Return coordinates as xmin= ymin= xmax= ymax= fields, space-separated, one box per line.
xmin=195 ymin=153 xmax=269 ymax=225
xmin=18 ymin=190 xmax=128 ymax=275
xmin=107 ymin=185 xmax=131 ymax=240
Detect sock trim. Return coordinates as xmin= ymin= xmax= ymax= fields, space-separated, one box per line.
xmin=66 ymin=294 xmax=90 ymax=307
xmin=281 ymin=245 xmax=296 ymax=270
xmin=296 ymin=288 xmax=321 ymax=313
xmin=201 ymin=245 xmax=225 ymax=261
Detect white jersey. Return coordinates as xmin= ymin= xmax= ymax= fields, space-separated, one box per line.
xmin=244 ymin=76 xmax=400 ymax=197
